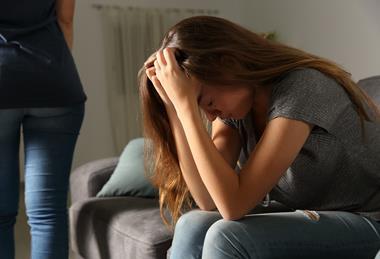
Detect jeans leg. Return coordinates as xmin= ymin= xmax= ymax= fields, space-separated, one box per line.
xmin=376 ymin=249 xmax=380 ymax=259
xmin=170 ymin=210 xmax=222 ymax=259
xmin=0 ymin=109 xmax=23 ymax=259
xmin=202 ymin=210 xmax=380 ymax=259
xmin=23 ymin=104 xmax=84 ymax=259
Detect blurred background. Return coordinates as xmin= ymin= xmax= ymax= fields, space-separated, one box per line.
xmin=15 ymin=0 xmax=380 ymax=258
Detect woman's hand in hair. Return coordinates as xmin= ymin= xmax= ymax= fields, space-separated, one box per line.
xmin=153 ymin=48 xmax=201 ymax=114
xmin=145 ymin=54 xmax=176 ymax=114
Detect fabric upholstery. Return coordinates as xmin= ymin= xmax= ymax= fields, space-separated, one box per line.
xmin=97 ymin=138 xmax=158 ymax=198
xmin=70 ymin=197 xmax=173 ymax=259
xmin=70 ymin=157 xmax=119 ymax=203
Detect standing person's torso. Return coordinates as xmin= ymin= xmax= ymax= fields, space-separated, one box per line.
xmin=0 ymin=0 xmax=87 ymax=109
xmin=0 ymin=0 xmax=56 ymax=29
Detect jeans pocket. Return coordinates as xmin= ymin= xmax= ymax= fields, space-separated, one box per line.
xmin=29 ymin=103 xmax=85 ymax=118
xmin=25 ymin=104 xmax=85 ymax=135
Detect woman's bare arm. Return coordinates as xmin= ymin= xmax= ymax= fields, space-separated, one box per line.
xmin=145 ymin=55 xmax=241 ymax=211
xmin=178 ymin=103 xmax=313 ymax=220
xmin=211 ymin=118 xmax=242 ymax=170
xmin=167 ymin=109 xmax=242 ymax=211
xmin=55 ymin=0 xmax=75 ymax=50
xmin=167 ymin=109 xmax=216 ymax=211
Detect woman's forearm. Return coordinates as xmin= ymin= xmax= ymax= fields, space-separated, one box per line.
xmin=58 ymin=21 xmax=73 ymax=50
xmin=166 ymin=109 xmax=216 ymax=211
xmin=177 ymin=102 xmax=241 ymax=220
xmin=56 ymin=0 xmax=75 ymax=50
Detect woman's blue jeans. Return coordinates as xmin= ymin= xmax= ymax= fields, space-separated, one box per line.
xmin=0 ymin=104 xmax=84 ymax=259
xmin=170 ymin=208 xmax=380 ymax=259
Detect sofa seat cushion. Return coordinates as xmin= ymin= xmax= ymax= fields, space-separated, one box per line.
xmin=70 ymin=197 xmax=173 ymax=259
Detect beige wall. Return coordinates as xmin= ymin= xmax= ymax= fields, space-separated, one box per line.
xmin=245 ymin=0 xmax=380 ymax=81
xmin=20 ymin=0 xmax=380 ymax=181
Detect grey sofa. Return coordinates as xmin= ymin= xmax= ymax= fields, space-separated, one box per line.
xmin=68 ymin=158 xmax=294 ymax=259
xmin=69 ymin=157 xmax=173 ymax=259
xmin=69 ymin=76 xmax=380 ymax=259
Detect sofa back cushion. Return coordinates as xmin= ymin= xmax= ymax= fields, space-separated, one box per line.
xmin=97 ymin=138 xmax=158 ymax=198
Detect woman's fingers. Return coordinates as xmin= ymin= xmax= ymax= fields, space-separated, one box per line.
xmin=145 ymin=48 xmax=179 ymax=71
xmin=162 ymin=48 xmax=178 ymax=69
xmin=146 ymin=69 xmax=164 ymax=95
xmin=146 ymin=68 xmax=163 ymax=93
xmin=156 ymin=49 xmax=167 ymax=67
xmin=151 ymin=75 xmax=162 ymax=91
xmin=149 ymin=73 xmax=173 ymax=108
xmin=144 ymin=52 xmax=157 ymax=68
xmin=154 ymin=59 xmax=164 ymax=82
xmin=146 ymin=67 xmax=156 ymax=80
xmin=146 ymin=67 xmax=164 ymax=94
xmin=154 ymin=59 xmax=161 ymax=71
xmin=144 ymin=60 xmax=155 ymax=69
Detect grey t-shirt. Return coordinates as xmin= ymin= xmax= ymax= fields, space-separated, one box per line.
xmin=222 ymin=68 xmax=380 ymax=219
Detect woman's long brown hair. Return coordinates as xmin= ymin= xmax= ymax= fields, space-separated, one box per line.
xmin=138 ymin=16 xmax=380 ymax=229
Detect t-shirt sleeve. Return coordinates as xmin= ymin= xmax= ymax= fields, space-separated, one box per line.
xmin=268 ymin=68 xmax=353 ymax=133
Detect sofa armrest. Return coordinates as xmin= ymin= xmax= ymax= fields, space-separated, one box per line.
xmin=70 ymin=157 xmax=119 ymax=204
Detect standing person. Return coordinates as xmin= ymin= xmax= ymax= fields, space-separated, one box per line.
xmin=0 ymin=0 xmax=86 ymax=258
xmin=139 ymin=16 xmax=380 ymax=258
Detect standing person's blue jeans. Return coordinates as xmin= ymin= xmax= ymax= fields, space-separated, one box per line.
xmin=170 ymin=208 xmax=380 ymax=259
xmin=0 ymin=104 xmax=85 ymax=259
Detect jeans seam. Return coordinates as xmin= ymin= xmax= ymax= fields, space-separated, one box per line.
xmin=218 ymin=231 xmax=250 ymax=259
xmin=362 ymin=217 xmax=380 ymax=240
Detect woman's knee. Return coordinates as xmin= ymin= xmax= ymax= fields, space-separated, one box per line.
xmin=170 ymin=210 xmax=222 ymax=259
xmin=174 ymin=209 xmax=221 ymax=237
xmin=203 ymin=219 xmax=253 ymax=259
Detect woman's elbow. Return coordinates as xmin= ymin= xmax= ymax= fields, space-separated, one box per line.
xmin=58 ymin=19 xmax=73 ymax=28
xmin=220 ymin=205 xmax=246 ymax=221
xmin=197 ymin=201 xmax=217 ymax=211
xmin=221 ymin=211 xmax=244 ymax=221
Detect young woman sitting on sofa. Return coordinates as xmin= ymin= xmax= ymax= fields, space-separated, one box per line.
xmin=139 ymin=16 xmax=380 ymax=258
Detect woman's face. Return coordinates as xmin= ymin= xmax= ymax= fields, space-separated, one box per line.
xmin=197 ymin=83 xmax=255 ymax=122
